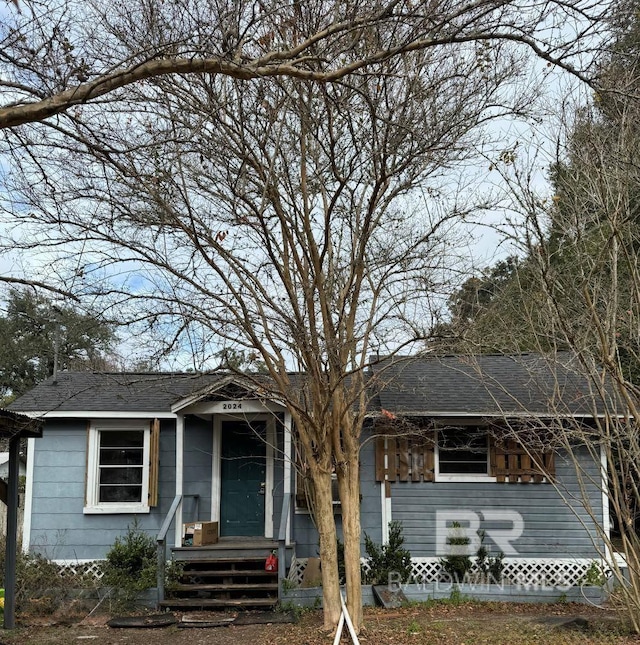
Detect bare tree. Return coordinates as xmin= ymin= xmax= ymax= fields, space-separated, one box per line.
xmin=0 ymin=0 xmax=609 ymax=130
xmin=0 ymin=0 xmax=616 ymax=635
xmin=465 ymin=79 xmax=640 ymax=628
xmin=0 ymin=29 xmax=540 ymax=628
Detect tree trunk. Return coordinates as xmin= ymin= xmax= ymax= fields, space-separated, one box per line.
xmin=338 ymin=456 xmax=363 ymax=633
xmin=313 ymin=469 xmax=342 ymax=632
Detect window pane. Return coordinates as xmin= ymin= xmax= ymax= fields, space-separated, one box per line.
xmin=439 ymin=459 xmax=488 ymax=474
xmin=99 ymin=485 xmax=143 ymax=503
xmin=100 ymin=448 xmax=143 ymax=466
xmin=94 ymin=428 xmax=146 ymax=505
xmin=439 ymin=428 xmax=488 ymax=475
xmin=100 ymin=431 xmax=144 ymax=448
xmin=100 ymin=466 xmax=143 ymax=485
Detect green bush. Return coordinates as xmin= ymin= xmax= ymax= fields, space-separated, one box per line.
xmin=441 ymin=526 xmax=505 ymax=583
xmin=475 ymin=530 xmax=505 ymax=583
xmin=363 ymin=520 xmax=412 ymax=585
xmin=439 ymin=521 xmax=473 ymax=583
xmin=102 ymin=521 xmax=156 ymax=605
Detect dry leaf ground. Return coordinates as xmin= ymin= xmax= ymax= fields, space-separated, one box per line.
xmin=1 ymin=601 xmax=637 ymax=645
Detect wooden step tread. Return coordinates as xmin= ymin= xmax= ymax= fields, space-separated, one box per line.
xmin=173 ymin=582 xmax=278 ymax=592
xmin=183 ymin=569 xmax=276 ymax=578
xmin=160 ymin=598 xmax=277 ymax=608
xmin=175 ymin=556 xmax=269 ymax=564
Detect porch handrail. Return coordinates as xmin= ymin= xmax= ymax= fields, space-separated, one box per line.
xmin=156 ymin=493 xmax=201 ymax=605
xmin=156 ymin=493 xmax=182 ymax=605
xmin=277 ymin=492 xmax=292 ymax=599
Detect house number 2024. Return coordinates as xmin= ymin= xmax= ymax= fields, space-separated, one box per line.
xmin=222 ymin=402 xmax=242 ymax=410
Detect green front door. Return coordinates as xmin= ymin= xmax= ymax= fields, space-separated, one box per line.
xmin=220 ymin=421 xmax=266 ymax=537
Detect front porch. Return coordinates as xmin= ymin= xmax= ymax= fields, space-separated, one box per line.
xmin=158 ymin=387 xmax=296 ymax=608
xmin=159 ymin=538 xmax=296 ymax=609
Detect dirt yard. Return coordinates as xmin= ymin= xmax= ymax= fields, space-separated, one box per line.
xmin=1 ymin=602 xmax=638 ymax=645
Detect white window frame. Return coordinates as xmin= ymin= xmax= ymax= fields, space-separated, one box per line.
xmin=434 ymin=428 xmax=497 ymax=483
xmin=84 ymin=420 xmax=151 ymax=514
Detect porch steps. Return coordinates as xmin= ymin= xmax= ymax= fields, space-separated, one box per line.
xmin=161 ymin=549 xmax=279 ymax=610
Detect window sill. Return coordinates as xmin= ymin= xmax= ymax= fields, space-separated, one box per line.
xmin=83 ymin=504 xmax=150 ymax=515
xmin=434 ymin=475 xmax=497 ymax=483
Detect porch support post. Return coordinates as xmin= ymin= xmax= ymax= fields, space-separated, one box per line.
xmin=283 ymin=411 xmax=292 ymax=545
xmin=4 ymin=434 xmax=20 ymax=629
xmin=22 ymin=437 xmax=35 ymax=553
xmin=174 ymin=412 xmax=184 ymax=548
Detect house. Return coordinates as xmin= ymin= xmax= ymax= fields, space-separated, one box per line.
xmin=8 ymin=353 xmax=610 ymax=606
xmin=0 ymin=452 xmax=27 ymax=481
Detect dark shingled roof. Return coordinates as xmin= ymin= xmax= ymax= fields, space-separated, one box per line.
xmin=370 ymin=353 xmax=606 ymax=417
xmin=9 ymin=353 xmax=608 ymax=418
xmin=8 ymin=372 xmax=230 ymax=413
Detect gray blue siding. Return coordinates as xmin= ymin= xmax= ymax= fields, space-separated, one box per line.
xmin=182 ymin=417 xmax=212 ymax=523
xmin=29 ymin=419 xmax=604 ymax=563
xmin=29 ymin=418 xmax=177 ymax=561
xmin=391 ymin=446 xmax=604 ymax=558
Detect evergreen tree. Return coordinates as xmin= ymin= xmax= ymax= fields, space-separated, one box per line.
xmin=0 ymin=289 xmax=115 ymax=401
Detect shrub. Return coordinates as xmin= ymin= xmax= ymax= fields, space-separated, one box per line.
xmin=0 ymin=536 xmax=97 ymax=615
xmin=440 ymin=521 xmax=473 ymax=583
xmin=102 ymin=521 xmax=156 ymax=605
xmin=475 ymin=530 xmax=505 ymax=583
xmin=363 ymin=520 xmax=412 ymax=585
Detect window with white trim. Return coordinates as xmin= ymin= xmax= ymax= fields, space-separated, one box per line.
xmin=435 ymin=427 xmax=492 ymax=480
xmin=85 ymin=421 xmax=151 ymax=514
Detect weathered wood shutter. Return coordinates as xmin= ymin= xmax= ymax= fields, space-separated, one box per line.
xmin=489 ymin=438 xmax=555 ymax=483
xmin=375 ymin=435 xmax=434 ymax=483
xmin=148 ymin=418 xmax=160 ymax=507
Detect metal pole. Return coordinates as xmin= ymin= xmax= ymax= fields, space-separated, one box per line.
xmin=4 ymin=435 xmax=20 ymax=629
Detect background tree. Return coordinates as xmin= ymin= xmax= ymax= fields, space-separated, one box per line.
xmin=0 ymin=28 xmax=543 ymax=629
xmin=0 ymin=288 xmax=115 ymax=402
xmin=441 ymin=0 xmax=640 ymax=628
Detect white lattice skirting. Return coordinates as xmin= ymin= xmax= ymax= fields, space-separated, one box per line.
xmin=54 ymin=560 xmax=105 ymax=581
xmin=288 ymin=557 xmax=607 ymax=588
xmin=55 ymin=556 xmax=607 ymax=588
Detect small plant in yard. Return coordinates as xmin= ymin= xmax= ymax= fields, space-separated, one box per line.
xmin=407 ymin=618 xmax=422 ymax=634
xmin=444 ymin=586 xmax=470 ymax=606
xmin=363 ymin=521 xmax=412 ymax=585
xmin=475 ymin=530 xmax=505 ymax=583
xmin=102 ymin=520 xmax=156 ymax=609
xmin=440 ymin=521 xmax=473 ymax=583
xmin=280 ymin=576 xmax=298 ymax=593
xmin=0 ymin=536 xmax=95 ymax=615
xmin=581 ymin=561 xmax=607 ymax=587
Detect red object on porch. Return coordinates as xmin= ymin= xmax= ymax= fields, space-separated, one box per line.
xmin=265 ymin=551 xmax=278 ymax=572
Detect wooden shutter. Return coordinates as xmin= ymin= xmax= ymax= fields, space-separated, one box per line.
xmin=148 ymin=418 xmax=160 ymax=507
xmin=490 ymin=437 xmax=555 ymax=484
xmin=375 ymin=435 xmax=434 ymax=483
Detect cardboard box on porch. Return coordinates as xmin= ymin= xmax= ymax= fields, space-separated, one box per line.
xmin=182 ymin=521 xmax=219 ymax=546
